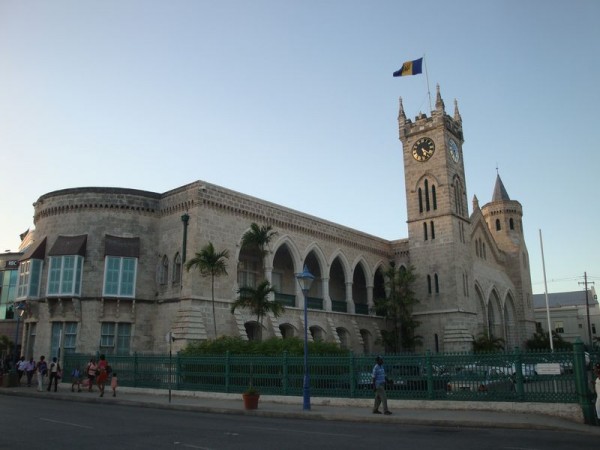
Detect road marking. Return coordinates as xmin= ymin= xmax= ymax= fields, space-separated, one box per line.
xmin=244 ymin=425 xmax=353 ymax=438
xmin=503 ymin=447 xmax=541 ymax=450
xmin=173 ymin=442 xmax=213 ymax=449
xmin=39 ymin=418 xmax=93 ymax=429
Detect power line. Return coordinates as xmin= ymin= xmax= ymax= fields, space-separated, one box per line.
xmin=578 ymin=272 xmax=595 ymax=348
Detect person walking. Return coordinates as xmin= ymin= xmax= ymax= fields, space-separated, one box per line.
xmin=36 ymin=356 xmax=48 ymax=392
xmin=16 ymin=356 xmax=26 ymax=384
xmin=85 ymin=358 xmax=97 ymax=392
xmin=372 ymin=355 xmax=392 ymax=415
xmin=71 ymin=366 xmax=82 ymax=392
xmin=594 ymin=363 xmax=600 ymax=423
xmin=96 ymin=354 xmax=109 ymax=397
xmin=47 ymin=357 xmax=61 ymax=392
xmin=111 ymin=372 xmax=118 ymax=397
xmin=25 ymin=357 xmax=36 ymax=387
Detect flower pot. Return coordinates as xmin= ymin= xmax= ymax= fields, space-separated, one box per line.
xmin=242 ymin=393 xmax=260 ymax=410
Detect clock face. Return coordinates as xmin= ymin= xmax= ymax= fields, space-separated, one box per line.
xmin=448 ymin=138 xmax=460 ymax=162
xmin=412 ymin=137 xmax=435 ymax=162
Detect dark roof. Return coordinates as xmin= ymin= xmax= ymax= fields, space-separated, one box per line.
xmin=104 ymin=235 xmax=140 ymax=258
xmin=19 ymin=237 xmax=46 ymax=261
xmin=48 ymin=235 xmax=87 ymax=257
xmin=533 ymin=290 xmax=597 ymax=308
xmin=492 ymin=174 xmax=510 ymax=202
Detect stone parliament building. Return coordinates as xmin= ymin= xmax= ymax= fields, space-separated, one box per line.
xmin=10 ymin=87 xmax=536 ymax=358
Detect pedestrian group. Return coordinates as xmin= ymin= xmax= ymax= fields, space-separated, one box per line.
xmin=4 ymin=353 xmax=117 ymax=398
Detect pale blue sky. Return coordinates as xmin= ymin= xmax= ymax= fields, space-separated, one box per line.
xmin=1 ymin=0 xmax=598 ymax=295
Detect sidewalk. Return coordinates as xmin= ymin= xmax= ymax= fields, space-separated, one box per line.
xmin=2 ymin=383 xmax=599 ymax=435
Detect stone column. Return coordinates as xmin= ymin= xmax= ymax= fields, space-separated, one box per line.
xmin=346 ymin=281 xmax=355 ymax=314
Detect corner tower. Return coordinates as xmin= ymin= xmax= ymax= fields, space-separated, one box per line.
xmin=480 ymin=174 xmax=535 ymax=338
xmin=398 ymin=86 xmax=473 ymax=352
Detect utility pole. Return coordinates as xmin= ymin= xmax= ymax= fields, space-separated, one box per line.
xmin=578 ymin=272 xmax=595 ymax=348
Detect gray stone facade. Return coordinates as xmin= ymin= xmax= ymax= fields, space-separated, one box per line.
xmin=13 ymin=88 xmax=535 ymax=357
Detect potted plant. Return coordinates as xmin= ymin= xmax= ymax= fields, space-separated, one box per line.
xmin=242 ymin=385 xmax=260 ymax=410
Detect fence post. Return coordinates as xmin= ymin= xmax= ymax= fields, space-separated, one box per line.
xmin=175 ymin=352 xmax=180 ymax=391
xmin=514 ymin=347 xmax=524 ymax=401
xmin=425 ymin=350 xmax=434 ymax=400
xmin=134 ymin=352 xmax=138 ymax=387
xmin=225 ymin=351 xmax=230 ymax=393
xmin=573 ymin=339 xmax=596 ymax=425
xmin=282 ymin=351 xmax=288 ymax=395
xmin=349 ymin=352 xmax=355 ymax=398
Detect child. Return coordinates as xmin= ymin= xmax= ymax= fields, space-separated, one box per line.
xmin=71 ymin=366 xmax=82 ymax=392
xmin=111 ymin=372 xmax=118 ymax=397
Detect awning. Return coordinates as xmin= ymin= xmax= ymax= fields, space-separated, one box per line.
xmin=19 ymin=237 xmax=46 ymax=261
xmin=48 ymin=235 xmax=88 ymax=257
xmin=104 ymin=235 xmax=140 ymax=258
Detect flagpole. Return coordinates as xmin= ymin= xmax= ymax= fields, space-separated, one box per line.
xmin=423 ymin=54 xmax=432 ymax=112
xmin=539 ymin=229 xmax=554 ymax=352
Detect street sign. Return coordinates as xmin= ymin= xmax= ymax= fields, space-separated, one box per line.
xmin=535 ymin=363 xmax=562 ymax=375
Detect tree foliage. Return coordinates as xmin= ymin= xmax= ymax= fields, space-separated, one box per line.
xmin=373 ymin=263 xmax=420 ymax=352
xmin=185 ymin=242 xmax=229 ymax=338
xmin=231 ymin=280 xmax=283 ymax=341
xmin=472 ymin=333 xmax=505 ymax=352
xmin=525 ymin=330 xmax=573 ymax=350
xmin=180 ymin=336 xmax=348 ymax=356
xmin=241 ymin=223 xmax=277 ymax=260
xmin=0 ymin=334 xmax=13 ymax=355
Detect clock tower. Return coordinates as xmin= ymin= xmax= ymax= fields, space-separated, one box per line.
xmin=398 ymin=85 xmax=473 ymax=352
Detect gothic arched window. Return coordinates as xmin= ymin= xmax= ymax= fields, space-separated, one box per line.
xmin=158 ymin=255 xmax=169 ymax=285
xmin=172 ymin=252 xmax=182 ymax=285
xmin=424 ymin=179 xmax=430 ymax=211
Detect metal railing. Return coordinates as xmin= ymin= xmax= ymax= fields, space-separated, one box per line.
xmin=64 ymin=347 xmax=599 ymax=405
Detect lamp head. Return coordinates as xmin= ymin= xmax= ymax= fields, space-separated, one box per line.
xmin=296 ymin=265 xmax=315 ymax=293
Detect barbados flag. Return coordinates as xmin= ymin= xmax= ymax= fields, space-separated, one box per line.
xmin=393 ymin=58 xmax=423 ymax=77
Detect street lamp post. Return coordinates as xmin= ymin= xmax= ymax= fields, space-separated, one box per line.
xmin=10 ymin=302 xmax=25 ymax=376
xmin=296 ymin=265 xmax=315 ymax=411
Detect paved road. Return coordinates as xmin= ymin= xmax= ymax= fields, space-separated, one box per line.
xmin=0 ymin=395 xmax=596 ymax=450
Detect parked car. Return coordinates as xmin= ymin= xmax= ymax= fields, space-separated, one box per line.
xmin=559 ymin=352 xmax=590 ymax=374
xmin=386 ymin=364 xmax=450 ymax=391
xmin=446 ymin=367 xmax=515 ymax=394
xmin=356 ymin=371 xmax=373 ymax=390
xmin=505 ymin=362 xmax=537 ymax=382
xmin=464 ymin=361 xmax=537 ymax=382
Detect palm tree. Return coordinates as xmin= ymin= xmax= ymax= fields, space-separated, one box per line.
xmin=231 ymin=280 xmax=283 ymax=341
xmin=473 ymin=333 xmax=505 ymax=352
xmin=185 ymin=242 xmax=229 ymax=338
xmin=373 ymin=263 xmax=420 ymax=352
xmin=241 ymin=223 xmax=277 ymax=260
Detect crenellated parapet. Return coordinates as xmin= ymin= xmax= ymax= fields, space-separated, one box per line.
xmin=398 ymin=85 xmax=464 ymax=143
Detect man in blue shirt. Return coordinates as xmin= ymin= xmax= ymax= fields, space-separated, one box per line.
xmin=372 ymin=356 xmax=392 ymax=415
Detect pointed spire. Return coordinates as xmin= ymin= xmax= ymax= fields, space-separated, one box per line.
xmin=398 ymin=97 xmax=406 ymax=123
xmin=435 ymin=84 xmax=445 ymax=112
xmin=453 ymin=99 xmax=462 ymax=123
xmin=472 ymin=195 xmax=480 ymax=211
xmin=492 ymin=173 xmax=510 ymax=202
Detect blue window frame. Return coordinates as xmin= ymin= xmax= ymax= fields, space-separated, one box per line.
xmin=17 ymin=259 xmax=43 ymax=299
xmin=47 ymin=255 xmax=83 ymax=297
xmin=103 ymin=256 xmax=137 ymax=298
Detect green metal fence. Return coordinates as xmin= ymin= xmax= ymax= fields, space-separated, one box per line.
xmin=63 ymin=347 xmax=599 ymax=404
